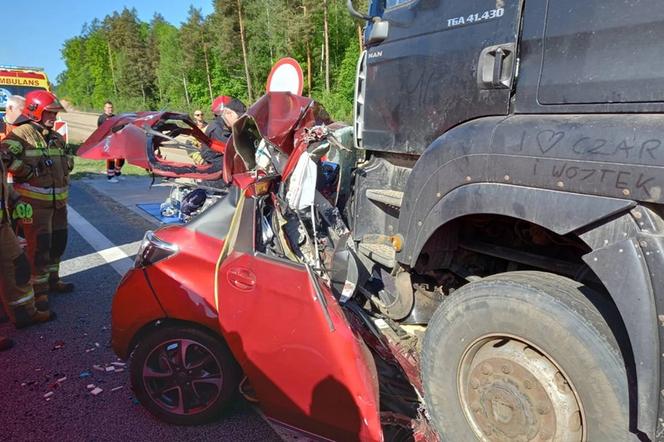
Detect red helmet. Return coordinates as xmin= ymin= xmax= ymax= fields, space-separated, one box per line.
xmin=23 ymin=90 xmax=66 ymax=122
xmin=211 ymin=95 xmax=245 ymax=116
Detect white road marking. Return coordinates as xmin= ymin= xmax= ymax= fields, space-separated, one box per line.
xmin=59 ymin=240 xmax=142 ymax=278
xmin=67 ymin=205 xmax=138 ymax=276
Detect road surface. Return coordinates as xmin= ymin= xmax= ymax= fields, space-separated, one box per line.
xmin=0 ymin=178 xmax=279 ymax=441
xmin=60 ymin=110 xmax=99 ymax=144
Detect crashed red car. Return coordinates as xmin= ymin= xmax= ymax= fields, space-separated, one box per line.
xmin=79 ymin=111 xmax=227 ymax=181
xmin=110 ymin=93 xmax=437 ymax=441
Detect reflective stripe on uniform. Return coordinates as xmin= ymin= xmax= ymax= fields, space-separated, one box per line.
xmin=14 ymin=183 xmax=68 ymax=195
xmin=32 ymin=274 xmax=49 ymax=284
xmin=8 ymin=290 xmax=35 ymax=307
xmin=23 ymin=148 xmax=66 ymax=157
xmin=14 ymin=183 xmax=68 ymax=201
xmin=15 ymin=188 xmax=69 ymax=201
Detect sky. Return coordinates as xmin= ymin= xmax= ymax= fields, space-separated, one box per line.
xmin=1 ymin=0 xmax=214 ymax=82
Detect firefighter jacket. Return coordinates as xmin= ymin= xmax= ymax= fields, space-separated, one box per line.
xmin=0 ymin=158 xmax=19 ymax=224
xmin=0 ymin=117 xmax=12 ymax=141
xmin=1 ymin=160 xmax=11 ymax=224
xmin=0 ymin=122 xmax=73 ymax=209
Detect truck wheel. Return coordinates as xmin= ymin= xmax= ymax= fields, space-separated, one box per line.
xmin=422 ymin=271 xmax=629 ymax=441
xmin=130 ymin=325 xmax=241 ymax=425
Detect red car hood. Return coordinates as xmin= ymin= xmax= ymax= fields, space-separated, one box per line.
xmin=79 ymin=112 xmax=225 ymax=180
xmin=224 ymin=92 xmax=332 ymax=182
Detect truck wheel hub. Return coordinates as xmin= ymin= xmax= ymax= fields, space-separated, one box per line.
xmin=458 ymin=337 xmax=584 ymax=442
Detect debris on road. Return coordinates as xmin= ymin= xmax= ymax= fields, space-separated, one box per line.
xmin=90 ymin=361 xmax=128 ymax=373
xmin=90 ymin=387 xmax=103 ymax=396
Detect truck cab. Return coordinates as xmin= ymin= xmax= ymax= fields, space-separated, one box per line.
xmin=347 ymin=0 xmax=664 ymax=440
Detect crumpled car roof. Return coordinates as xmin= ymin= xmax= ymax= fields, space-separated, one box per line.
xmin=78 ymin=111 xmax=225 ymax=180
xmin=225 ymin=92 xmax=332 ymax=181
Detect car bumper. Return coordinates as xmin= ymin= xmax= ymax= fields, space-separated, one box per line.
xmin=111 ymin=267 xmax=167 ymax=359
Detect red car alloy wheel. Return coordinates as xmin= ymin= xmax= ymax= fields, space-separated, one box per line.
xmin=143 ymin=339 xmax=224 ymax=415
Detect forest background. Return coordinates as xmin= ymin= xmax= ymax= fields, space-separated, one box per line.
xmin=57 ymin=0 xmax=369 ymax=122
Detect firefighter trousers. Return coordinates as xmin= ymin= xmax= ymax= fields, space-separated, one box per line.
xmin=0 ymin=223 xmax=38 ymax=323
xmin=20 ymin=203 xmax=68 ymax=296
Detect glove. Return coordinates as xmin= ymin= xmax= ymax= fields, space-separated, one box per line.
xmin=190 ymin=151 xmax=205 ymax=165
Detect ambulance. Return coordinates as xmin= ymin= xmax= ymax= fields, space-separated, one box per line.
xmin=0 ymin=65 xmax=67 ymax=141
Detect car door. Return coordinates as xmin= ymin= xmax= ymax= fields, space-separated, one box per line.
xmin=358 ymin=0 xmax=524 ymax=155
xmin=216 ymin=196 xmax=383 ymax=441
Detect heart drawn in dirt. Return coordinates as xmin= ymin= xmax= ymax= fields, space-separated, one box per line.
xmin=536 ymin=130 xmax=565 ymax=154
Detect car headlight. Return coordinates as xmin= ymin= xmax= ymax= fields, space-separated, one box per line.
xmin=135 ymin=230 xmax=179 ymax=268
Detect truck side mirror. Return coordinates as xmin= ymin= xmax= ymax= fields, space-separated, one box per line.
xmin=367 ymin=19 xmax=389 ymax=45
xmin=346 ymin=0 xmax=373 ymax=21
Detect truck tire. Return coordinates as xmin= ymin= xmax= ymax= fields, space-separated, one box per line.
xmin=422 ymin=271 xmax=629 ymax=441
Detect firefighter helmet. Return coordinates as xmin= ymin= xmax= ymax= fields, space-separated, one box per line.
xmin=211 ymin=95 xmax=245 ymax=116
xmin=23 ymin=90 xmax=66 ymax=122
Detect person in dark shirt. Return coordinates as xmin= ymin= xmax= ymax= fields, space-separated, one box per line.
xmin=97 ymin=101 xmax=114 ymax=127
xmin=97 ymin=101 xmax=124 ymax=182
xmin=197 ymin=96 xmax=246 ymax=166
xmin=204 ymin=96 xmax=246 ymax=145
xmin=186 ymin=96 xmax=244 ymax=188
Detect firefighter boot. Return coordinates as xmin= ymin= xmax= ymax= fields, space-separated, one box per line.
xmin=48 ymin=222 xmax=73 ymax=293
xmin=34 ymin=293 xmax=49 ymax=311
xmin=49 ymin=276 xmax=74 ymax=294
xmin=0 ymin=336 xmax=13 ymax=351
xmin=14 ymin=306 xmax=55 ymax=329
xmin=0 ymin=298 xmax=9 ymax=323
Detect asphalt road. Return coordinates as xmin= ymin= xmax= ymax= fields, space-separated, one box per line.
xmin=0 ymin=180 xmax=279 ymax=441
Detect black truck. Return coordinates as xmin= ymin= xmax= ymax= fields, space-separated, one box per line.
xmin=344 ymin=0 xmax=664 ymax=440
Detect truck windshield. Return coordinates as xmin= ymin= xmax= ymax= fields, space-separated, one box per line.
xmin=386 ymin=0 xmax=412 ymax=8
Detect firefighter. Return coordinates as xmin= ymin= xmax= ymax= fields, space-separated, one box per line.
xmin=205 ymin=95 xmax=246 ymax=144
xmin=0 ymin=90 xmax=74 ymax=312
xmin=0 ymin=147 xmax=54 ymax=328
xmin=190 ymin=96 xmax=246 ymax=167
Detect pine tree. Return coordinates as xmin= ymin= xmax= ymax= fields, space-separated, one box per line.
xmin=57 ymin=0 xmax=367 ymax=119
